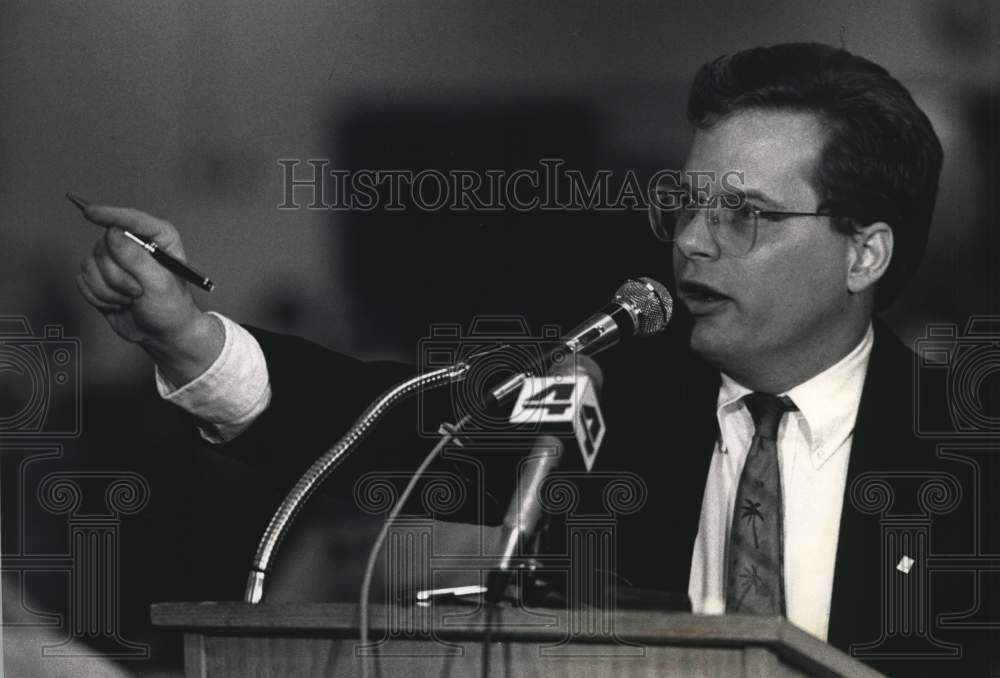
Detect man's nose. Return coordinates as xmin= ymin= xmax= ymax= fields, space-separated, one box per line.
xmin=674 ymin=208 xmax=721 ymax=260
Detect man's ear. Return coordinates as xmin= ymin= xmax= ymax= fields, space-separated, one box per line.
xmin=846 ymin=221 xmax=893 ymax=294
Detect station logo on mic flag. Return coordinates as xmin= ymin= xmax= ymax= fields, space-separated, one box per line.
xmin=508 ymin=374 xmax=605 ymax=471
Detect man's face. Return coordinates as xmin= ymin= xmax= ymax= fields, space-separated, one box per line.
xmin=672 ymin=109 xmax=855 ymax=380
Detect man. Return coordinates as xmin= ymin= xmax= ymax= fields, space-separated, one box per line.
xmin=76 ymin=43 xmax=995 ymax=674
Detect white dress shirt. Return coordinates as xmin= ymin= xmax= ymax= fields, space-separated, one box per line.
xmin=158 ymin=315 xmax=873 ymax=640
xmin=687 ymin=324 xmax=874 ymax=641
xmin=155 ymin=312 xmax=271 ymax=443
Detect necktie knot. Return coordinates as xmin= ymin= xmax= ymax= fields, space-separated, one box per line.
xmin=743 ymin=392 xmax=796 ymax=441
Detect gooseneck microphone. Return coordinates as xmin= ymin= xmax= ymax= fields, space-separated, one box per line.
xmin=247 ymin=277 xmax=671 ymax=605
xmin=488 ymin=277 xmax=673 ymax=404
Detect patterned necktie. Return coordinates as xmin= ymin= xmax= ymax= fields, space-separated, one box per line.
xmin=725 ymin=392 xmax=796 ymax=615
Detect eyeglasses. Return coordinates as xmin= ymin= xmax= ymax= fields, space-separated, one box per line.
xmin=648 ymin=191 xmax=844 ymax=258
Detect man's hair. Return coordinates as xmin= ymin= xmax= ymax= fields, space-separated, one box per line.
xmin=687 ymin=42 xmax=943 ymax=309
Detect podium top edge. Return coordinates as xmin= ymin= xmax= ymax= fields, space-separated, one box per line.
xmin=150 ymin=602 xmax=883 ymax=678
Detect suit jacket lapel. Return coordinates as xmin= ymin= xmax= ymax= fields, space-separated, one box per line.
xmin=827 ymin=321 xmax=916 ymax=651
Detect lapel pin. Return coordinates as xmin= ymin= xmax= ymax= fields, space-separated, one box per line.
xmin=896 ymin=555 xmax=915 ymax=574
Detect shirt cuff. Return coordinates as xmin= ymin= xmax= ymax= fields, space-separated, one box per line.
xmin=155 ymin=312 xmax=272 ymax=443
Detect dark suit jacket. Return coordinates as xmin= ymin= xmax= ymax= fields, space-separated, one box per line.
xmin=211 ymin=317 xmax=997 ymax=676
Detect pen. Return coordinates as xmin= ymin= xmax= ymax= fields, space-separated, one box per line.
xmin=66 ymin=193 xmax=215 ymax=292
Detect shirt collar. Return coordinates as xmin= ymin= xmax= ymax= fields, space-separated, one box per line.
xmin=715 ymin=323 xmax=874 ymax=467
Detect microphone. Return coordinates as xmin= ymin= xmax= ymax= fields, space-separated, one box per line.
xmin=507 ymin=354 xmax=606 ymax=471
xmin=487 ymin=435 xmax=564 ymax=602
xmin=487 ymin=277 xmax=672 ymax=405
xmin=487 ymin=356 xmax=605 ymax=602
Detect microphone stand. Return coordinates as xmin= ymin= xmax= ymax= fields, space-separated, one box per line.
xmin=243 ymin=362 xmax=470 ymax=604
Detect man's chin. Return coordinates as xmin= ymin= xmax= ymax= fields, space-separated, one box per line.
xmin=688 ymin=317 xmax=742 ymax=369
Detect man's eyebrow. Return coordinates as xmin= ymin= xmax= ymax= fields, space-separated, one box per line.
xmin=737 ymin=188 xmax=785 ymax=209
xmin=674 ymin=180 xmax=786 ymax=209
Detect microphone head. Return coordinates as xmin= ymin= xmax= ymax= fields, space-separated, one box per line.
xmin=614 ymin=277 xmax=673 ymax=336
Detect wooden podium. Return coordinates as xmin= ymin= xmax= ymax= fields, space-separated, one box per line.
xmin=151 ymin=602 xmax=885 ymax=677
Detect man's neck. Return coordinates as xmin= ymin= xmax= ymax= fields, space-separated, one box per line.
xmin=720 ymin=319 xmax=873 ymax=394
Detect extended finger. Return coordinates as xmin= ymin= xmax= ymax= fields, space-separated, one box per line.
xmin=82 ymin=205 xmax=182 ymax=254
xmin=80 ymin=255 xmax=134 ymax=306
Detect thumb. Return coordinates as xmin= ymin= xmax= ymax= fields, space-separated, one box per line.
xmin=83 ymin=205 xmax=186 ymax=258
xmin=103 ymin=227 xmax=176 ymax=290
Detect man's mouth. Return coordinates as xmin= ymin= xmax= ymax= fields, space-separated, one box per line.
xmin=678 ymin=281 xmax=730 ymax=305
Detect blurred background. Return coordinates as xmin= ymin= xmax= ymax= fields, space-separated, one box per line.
xmin=0 ymin=0 xmax=996 ymax=674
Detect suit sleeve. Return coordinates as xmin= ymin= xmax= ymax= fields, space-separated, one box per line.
xmin=210 ymin=325 xmax=415 ymax=477
xmin=168 ymin=322 xmax=508 ymax=524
